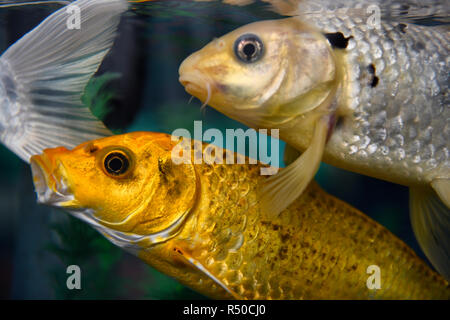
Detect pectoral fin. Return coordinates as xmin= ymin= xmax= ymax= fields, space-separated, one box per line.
xmin=410 ymin=187 xmax=450 ymax=280
xmin=173 ymin=246 xmax=242 ymax=300
xmin=260 ymin=118 xmax=328 ymax=218
xmin=283 ymin=144 xmax=302 ymax=166
xmin=431 ymin=178 xmax=450 ymax=209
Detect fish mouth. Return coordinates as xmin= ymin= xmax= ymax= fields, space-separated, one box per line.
xmin=179 ymin=74 xmax=208 ymax=96
xmin=30 ymin=154 xmax=75 ymax=207
xmin=178 ymin=58 xmax=214 ymax=100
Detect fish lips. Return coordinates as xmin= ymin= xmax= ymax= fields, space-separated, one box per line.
xmin=30 ymin=154 xmax=75 ymax=207
xmin=179 ymin=60 xmax=214 ymax=99
xmin=179 ymin=74 xmax=208 ymax=97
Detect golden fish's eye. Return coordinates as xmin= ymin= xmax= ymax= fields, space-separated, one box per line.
xmin=103 ymin=151 xmax=131 ymax=177
xmin=234 ymin=34 xmax=264 ymax=63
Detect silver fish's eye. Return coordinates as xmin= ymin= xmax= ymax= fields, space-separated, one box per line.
xmin=234 ymin=34 xmax=264 ymax=63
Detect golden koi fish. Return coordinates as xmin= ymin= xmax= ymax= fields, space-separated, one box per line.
xmin=30 ymin=132 xmax=449 ymax=299
xmin=178 ymin=6 xmax=450 ymax=278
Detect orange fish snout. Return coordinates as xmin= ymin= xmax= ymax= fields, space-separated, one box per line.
xmin=30 ymin=148 xmax=74 ymax=207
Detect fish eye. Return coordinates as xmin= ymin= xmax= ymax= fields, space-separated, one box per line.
xmin=234 ymin=34 xmax=264 ymax=63
xmin=103 ymin=151 xmax=130 ymax=177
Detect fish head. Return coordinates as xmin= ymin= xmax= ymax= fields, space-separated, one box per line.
xmin=179 ymin=17 xmax=336 ymax=127
xmin=30 ymin=132 xmax=198 ymax=248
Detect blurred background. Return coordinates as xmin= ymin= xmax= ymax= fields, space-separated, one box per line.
xmin=0 ymin=0 xmax=427 ymax=299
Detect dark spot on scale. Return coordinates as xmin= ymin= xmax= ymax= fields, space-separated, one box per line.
xmin=413 ymin=41 xmax=425 ymax=51
xmin=397 ymin=23 xmax=407 ymax=33
xmin=324 ymin=32 xmax=353 ymax=49
xmin=278 ymin=246 xmax=288 ymax=260
xmin=280 ymin=233 xmax=291 ymax=242
xmin=371 ymin=76 xmax=380 ymax=88
xmin=261 ymin=221 xmax=282 ymax=231
xmin=367 ymin=64 xmax=379 ymax=88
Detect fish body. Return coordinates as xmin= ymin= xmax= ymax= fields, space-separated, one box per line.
xmin=178 ymin=5 xmax=450 ymax=279
xmin=30 ymin=132 xmax=449 ymax=299
xmin=0 ymin=0 xmax=130 ymax=163
xmin=301 ymin=13 xmax=449 ymax=189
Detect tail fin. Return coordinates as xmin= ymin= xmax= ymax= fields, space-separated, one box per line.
xmin=410 ymin=187 xmax=450 ymax=280
xmin=0 ymin=0 xmax=128 ymax=162
xmin=0 ymin=1 xmax=70 ymax=9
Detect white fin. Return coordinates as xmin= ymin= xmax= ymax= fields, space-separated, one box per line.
xmin=0 ymin=1 xmax=70 ymax=8
xmin=174 ymin=246 xmax=242 ymax=299
xmin=410 ymin=187 xmax=450 ymax=280
xmin=0 ymin=0 xmax=128 ymax=163
xmin=431 ymin=179 xmax=450 ymax=209
xmin=261 ymin=117 xmax=328 ymax=218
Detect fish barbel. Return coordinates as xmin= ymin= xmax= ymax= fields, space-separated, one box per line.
xmin=30 ymin=132 xmax=449 ymax=299
xmin=178 ymin=1 xmax=450 ymax=278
